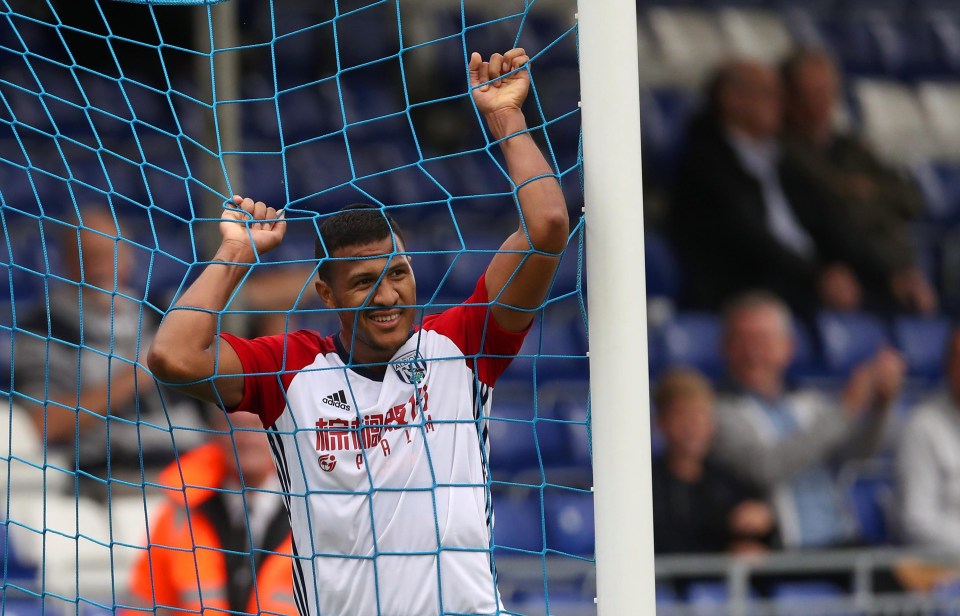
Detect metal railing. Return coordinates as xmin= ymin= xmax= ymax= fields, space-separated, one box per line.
xmin=494 ymin=549 xmax=960 ymax=615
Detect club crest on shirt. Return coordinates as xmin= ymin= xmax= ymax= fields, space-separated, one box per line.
xmin=318 ymin=454 xmax=337 ymax=472
xmin=393 ymin=350 xmax=427 ymax=384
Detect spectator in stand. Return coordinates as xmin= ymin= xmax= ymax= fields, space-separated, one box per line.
xmin=669 ymin=59 xmax=900 ymax=316
xmin=896 ymin=328 xmax=960 ymax=550
xmin=711 ymin=292 xmax=904 ymax=548
xmin=12 ymin=205 xmax=203 ymax=499
xmin=781 ymin=48 xmax=936 ymax=315
xmin=126 ymin=408 xmax=295 ymax=615
xmin=653 ymin=368 xmax=775 ymax=554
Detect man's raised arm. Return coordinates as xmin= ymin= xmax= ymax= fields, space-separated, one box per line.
xmin=469 ymin=48 xmax=570 ymax=333
xmin=147 ymin=196 xmax=285 ymax=407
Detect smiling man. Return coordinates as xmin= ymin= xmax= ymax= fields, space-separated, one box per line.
xmin=147 ymin=47 xmax=568 ymax=616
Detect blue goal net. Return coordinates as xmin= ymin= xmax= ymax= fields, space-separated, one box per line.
xmin=0 ymin=0 xmax=588 ymax=614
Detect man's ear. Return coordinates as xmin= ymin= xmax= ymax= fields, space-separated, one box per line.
xmin=315 ymin=278 xmax=336 ymax=309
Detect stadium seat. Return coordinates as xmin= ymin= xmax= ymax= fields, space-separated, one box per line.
xmin=917 ymin=82 xmax=960 ymax=162
xmin=491 ymin=494 xmax=543 ymax=555
xmin=924 ymin=8 xmax=960 ymax=74
xmin=893 ymin=316 xmax=951 ymax=382
xmin=816 ymin=311 xmax=888 ymax=376
xmin=787 ymin=320 xmax=825 ymax=382
xmin=2 ymin=595 xmax=56 ymax=616
xmin=517 ymin=304 xmax=589 ymax=382
xmin=0 ymin=520 xmax=35 ymax=581
xmin=807 ymin=14 xmax=883 ymax=76
xmin=486 ymin=397 xmax=570 ymax=476
xmin=641 ymin=88 xmax=696 ymax=184
xmin=770 ymin=580 xmax=845 ymax=612
xmin=646 ymin=8 xmax=730 ymax=88
xmin=648 ymin=324 xmax=668 ymax=381
xmin=842 ymin=462 xmax=894 ymax=545
xmin=0 ymin=400 xmax=72 ymax=498
xmin=543 ymin=379 xmax=591 ymax=473
xmin=851 ymin=10 xmax=946 ymax=79
xmin=656 ymin=583 xmax=679 ymax=605
xmin=544 ymin=490 xmax=595 ymax=556
xmin=645 ymin=230 xmax=683 ymax=301
xmin=853 ymin=79 xmax=935 ymax=165
xmin=507 ymin=592 xmax=597 ymax=616
xmin=685 ymin=580 xmax=729 ymax=610
xmin=662 ymin=312 xmax=724 ymax=380
xmin=912 ymin=161 xmax=960 ymax=225
xmin=719 ymin=8 xmax=793 ymax=63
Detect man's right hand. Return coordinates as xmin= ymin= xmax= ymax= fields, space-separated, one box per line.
xmin=219 ymin=195 xmax=286 ymax=260
xmin=842 ymin=347 xmax=905 ymax=416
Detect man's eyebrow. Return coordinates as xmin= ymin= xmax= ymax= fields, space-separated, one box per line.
xmin=345 ymin=258 xmax=403 ymax=284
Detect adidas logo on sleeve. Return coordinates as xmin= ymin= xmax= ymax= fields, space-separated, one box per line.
xmin=322 ymin=389 xmax=351 ymax=411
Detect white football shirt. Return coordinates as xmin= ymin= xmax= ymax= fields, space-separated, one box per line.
xmin=222 ymin=274 xmax=527 ymax=616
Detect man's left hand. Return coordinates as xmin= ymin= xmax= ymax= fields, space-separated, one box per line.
xmin=469 ymin=48 xmax=531 ymax=133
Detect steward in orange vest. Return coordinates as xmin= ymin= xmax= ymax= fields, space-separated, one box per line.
xmin=126 ymin=427 xmax=296 ymax=615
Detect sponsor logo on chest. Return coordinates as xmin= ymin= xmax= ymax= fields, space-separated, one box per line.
xmin=315 ymin=383 xmax=434 ymax=473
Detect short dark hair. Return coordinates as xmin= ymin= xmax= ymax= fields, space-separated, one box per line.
xmin=315 ymin=204 xmax=406 ymax=281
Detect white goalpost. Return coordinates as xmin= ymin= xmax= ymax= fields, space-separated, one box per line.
xmin=577 ymin=0 xmax=655 ymax=613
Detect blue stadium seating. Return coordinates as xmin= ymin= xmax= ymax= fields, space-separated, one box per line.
xmin=768 ymin=581 xmax=848 ymax=616
xmin=770 ymin=580 xmax=844 ymax=604
xmin=656 ymin=583 xmax=679 ymax=606
xmin=787 ymin=320 xmax=825 ymax=382
xmin=645 ymin=230 xmax=683 ymax=300
xmin=846 ymin=466 xmax=894 ymax=545
xmin=486 ymin=397 xmax=570 ymax=475
xmin=0 ymin=521 xmax=35 ymax=582
xmin=685 ymin=580 xmax=729 ymax=611
xmin=661 ymin=312 xmax=724 ymax=379
xmin=914 ymin=162 xmax=960 ymax=225
xmin=2 ymin=597 xmax=51 ymax=616
xmin=641 ymin=88 xmax=696 ymax=185
xmin=544 ymin=490 xmax=595 ymax=556
xmin=507 ymin=593 xmax=596 ymax=616
xmin=648 ymin=325 xmax=667 ymax=381
xmin=816 ymin=312 xmax=888 ymax=376
xmin=491 ymin=494 xmax=544 ymax=554
xmin=893 ymin=316 xmax=951 ymax=382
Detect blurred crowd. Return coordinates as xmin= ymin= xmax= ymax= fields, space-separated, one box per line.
xmin=649 ymin=44 xmax=960 ymax=590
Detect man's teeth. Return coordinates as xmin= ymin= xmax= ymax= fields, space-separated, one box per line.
xmin=371 ymin=314 xmax=399 ymax=323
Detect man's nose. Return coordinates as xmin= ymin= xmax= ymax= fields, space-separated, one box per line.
xmin=372 ymin=278 xmax=400 ymax=306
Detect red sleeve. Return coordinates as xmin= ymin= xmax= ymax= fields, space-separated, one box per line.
xmin=421 ymin=273 xmax=529 ymax=386
xmin=220 ymin=330 xmax=331 ymax=426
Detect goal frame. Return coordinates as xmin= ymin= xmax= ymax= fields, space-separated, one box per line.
xmin=577 ymin=0 xmax=655 ymax=613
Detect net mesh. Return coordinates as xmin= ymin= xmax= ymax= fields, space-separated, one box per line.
xmin=0 ymin=0 xmax=588 ymax=614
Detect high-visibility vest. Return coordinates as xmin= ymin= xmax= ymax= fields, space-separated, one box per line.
xmin=125 ymin=443 xmax=297 ymax=616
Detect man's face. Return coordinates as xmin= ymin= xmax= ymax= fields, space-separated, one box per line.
xmin=216 ymin=411 xmax=274 ymax=487
xmin=315 ymin=235 xmax=416 ymax=363
xmin=78 ymin=229 xmax=130 ymax=291
xmin=724 ymin=306 xmax=794 ymax=393
xmin=790 ymin=58 xmax=839 ymax=136
xmin=723 ymin=63 xmax=783 ymax=140
xmin=658 ymin=395 xmax=715 ymax=462
xmin=68 ymin=211 xmax=133 ymax=297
